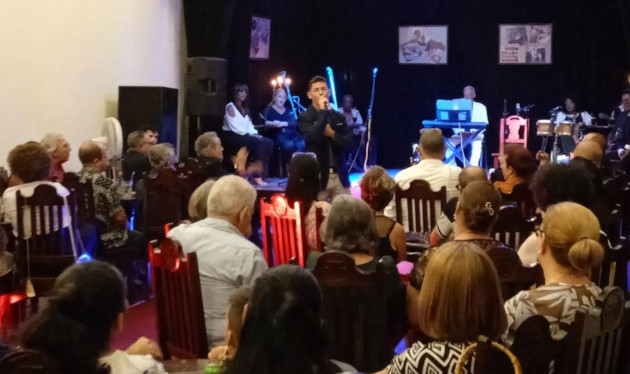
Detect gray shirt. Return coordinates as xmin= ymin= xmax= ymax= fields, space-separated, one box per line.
xmin=167 ymin=217 xmax=268 ymax=348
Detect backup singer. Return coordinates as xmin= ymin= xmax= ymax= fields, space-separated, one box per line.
xmin=264 ymin=87 xmax=305 ymax=155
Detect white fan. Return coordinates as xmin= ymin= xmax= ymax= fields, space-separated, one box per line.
xmin=100 ymin=117 xmax=124 ymax=158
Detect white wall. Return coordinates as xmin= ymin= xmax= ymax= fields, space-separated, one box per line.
xmin=0 ymin=0 xmax=185 ymax=171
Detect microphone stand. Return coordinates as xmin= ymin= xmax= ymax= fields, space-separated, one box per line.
xmin=363 ymin=67 xmax=378 ymax=171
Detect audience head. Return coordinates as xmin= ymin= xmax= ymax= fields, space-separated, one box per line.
xmin=141 ymin=127 xmax=159 ymax=145
xmin=530 ymin=163 xmax=595 ymax=211
xmin=419 ymin=128 xmax=445 ymax=159
xmin=127 ymin=130 xmax=151 ymax=155
xmin=225 ymin=286 xmax=252 ymax=351
xmin=458 ymin=166 xmax=487 ymax=191
xmin=573 ymin=141 xmax=603 ymax=167
xmin=538 ymin=202 xmax=603 ymax=276
xmin=20 ymin=261 xmax=126 ymax=374
xmin=207 ymin=175 xmax=257 ymax=237
xmin=500 ymin=144 xmax=536 ymax=180
xmin=7 ymin=142 xmax=51 ymax=184
xmin=323 ymin=195 xmax=378 ymax=254
xmin=149 ymin=143 xmax=176 ymax=169
xmin=41 ymin=133 xmax=71 ymax=164
xmin=463 ymin=86 xmax=476 ymax=100
xmin=188 ymin=179 xmax=216 ymax=222
xmin=195 ymin=132 xmax=224 ymax=159
xmin=456 ymin=181 xmax=501 ymax=234
xmin=418 ymin=241 xmax=506 ymax=342
xmin=285 ymin=154 xmax=321 ymax=214
xmin=360 ymin=166 xmax=396 ymax=212
xmin=582 ymin=132 xmax=607 ymax=152
xmin=78 ymin=141 xmax=109 ymax=171
xmin=228 ymin=265 xmax=329 ymax=374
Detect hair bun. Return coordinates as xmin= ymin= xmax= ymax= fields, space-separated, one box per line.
xmin=567 ymin=237 xmax=604 ymax=272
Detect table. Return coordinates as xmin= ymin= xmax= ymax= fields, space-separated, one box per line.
xmin=164 ymin=359 xmax=209 ymax=374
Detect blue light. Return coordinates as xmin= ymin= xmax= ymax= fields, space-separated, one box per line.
xmin=77 ymin=253 xmax=93 ymax=263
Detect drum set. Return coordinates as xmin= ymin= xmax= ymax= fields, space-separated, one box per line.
xmin=536 ymin=118 xmax=582 ymax=163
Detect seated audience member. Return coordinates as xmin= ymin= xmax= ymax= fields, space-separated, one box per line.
xmin=227 ymin=265 xmax=357 ymax=374
xmin=77 ymin=141 xmax=142 ymax=251
xmin=148 ymin=143 xmax=176 ymax=173
xmin=188 ymin=180 xmax=216 ymax=222
xmin=493 ymin=144 xmax=536 ymax=194
xmin=571 ymin=140 xmax=605 ymax=196
xmin=142 ymin=127 xmax=159 ymax=145
xmin=360 ymin=166 xmax=406 ymax=262
xmin=379 ymin=241 xmax=506 ymax=374
xmin=313 ymin=196 xmax=406 ymax=359
xmin=167 ymin=175 xmax=268 ymax=347
xmin=20 ymin=261 xmax=165 ymax=374
xmin=284 ymin=154 xmax=331 ymax=253
xmin=222 ymin=83 xmax=273 ymax=185
xmin=207 ymin=286 xmax=252 ymax=366
xmin=1 ymin=142 xmax=71 ymax=238
xmin=41 ymin=133 xmax=71 ymax=182
xmin=122 ymin=131 xmax=152 ymax=183
xmin=517 ymin=164 xmax=596 ymax=264
xmin=384 ymin=129 xmax=461 ymax=230
xmin=430 ymin=166 xmax=487 ymax=246
xmin=194 ymin=132 xmax=261 ymax=179
xmin=504 ymin=202 xmax=603 ymax=342
xmin=582 ymin=132 xmax=607 ymax=152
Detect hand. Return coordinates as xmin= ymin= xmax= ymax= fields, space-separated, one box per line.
xmin=313 ymin=95 xmax=328 ymax=110
xmin=618 ymin=148 xmax=629 ymax=159
xmin=536 ymin=151 xmax=550 ymax=166
xmin=232 ymin=147 xmax=249 ymax=171
xmin=126 ymin=337 xmax=163 ymax=361
xmin=325 ymin=124 xmax=335 ymax=138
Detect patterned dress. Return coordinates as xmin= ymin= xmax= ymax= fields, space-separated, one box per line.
xmin=387 ymin=341 xmax=474 ymax=374
xmin=503 ymin=282 xmax=601 ymax=342
xmin=78 ymin=168 xmax=128 ymax=248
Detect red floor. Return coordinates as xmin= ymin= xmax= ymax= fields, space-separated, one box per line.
xmin=111 ymin=298 xmax=158 ymax=350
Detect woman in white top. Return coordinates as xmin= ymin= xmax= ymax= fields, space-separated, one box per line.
xmin=556 ymin=94 xmax=593 ymax=152
xmin=223 ymin=83 xmax=274 ymax=185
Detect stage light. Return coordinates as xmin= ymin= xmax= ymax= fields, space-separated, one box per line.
xmin=277 ymin=76 xmax=284 ymax=84
xmin=271 ymin=79 xmax=277 ymax=87
xmin=285 ymin=78 xmax=292 ymax=86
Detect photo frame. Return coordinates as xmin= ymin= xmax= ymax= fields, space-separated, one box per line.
xmin=250 ymin=16 xmax=270 ymax=60
xmin=398 ymin=25 xmax=448 ymax=65
xmin=499 ymin=24 xmax=552 ymax=64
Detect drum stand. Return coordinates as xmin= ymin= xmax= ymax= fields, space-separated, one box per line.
xmin=550 ymin=134 xmax=560 ymax=164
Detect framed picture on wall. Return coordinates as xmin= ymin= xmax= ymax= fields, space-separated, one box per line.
xmin=398 ymin=25 xmax=448 ymax=64
xmin=250 ymin=16 xmax=270 ymax=59
xmin=499 ymin=24 xmax=552 ymax=64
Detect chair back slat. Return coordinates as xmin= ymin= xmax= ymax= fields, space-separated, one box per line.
xmin=143 ymin=169 xmax=191 ymax=241
xmin=492 ymin=204 xmax=535 ymax=250
xmin=259 ymin=194 xmax=305 ymax=267
xmin=149 ymin=238 xmax=208 ymax=359
xmin=312 ymin=252 xmax=389 ymax=372
xmin=62 ymin=172 xmax=96 ymax=228
xmin=315 ymin=206 xmax=325 ymax=251
xmin=394 ymin=180 xmax=446 ymax=233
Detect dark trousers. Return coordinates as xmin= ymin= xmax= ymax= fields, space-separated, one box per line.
xmin=222 ymin=131 xmax=274 ymax=177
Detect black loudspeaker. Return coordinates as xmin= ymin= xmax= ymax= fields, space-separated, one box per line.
xmin=186 ymin=57 xmax=228 ymax=116
xmin=118 ymin=86 xmax=179 ymax=150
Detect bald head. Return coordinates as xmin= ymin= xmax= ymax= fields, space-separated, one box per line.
xmin=463 ymin=86 xmax=476 ymax=100
xmin=419 ymin=128 xmax=445 ymax=159
xmin=574 ymin=141 xmax=603 ymax=167
xmin=78 ymin=141 xmax=108 ymax=171
xmin=582 ymin=132 xmax=607 ymax=152
xmin=458 ymin=166 xmax=487 ymax=190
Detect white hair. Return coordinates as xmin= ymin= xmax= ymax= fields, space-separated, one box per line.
xmin=188 ymin=179 xmax=216 ymax=221
xmin=194 ymin=132 xmax=220 ymax=156
xmin=149 ymin=143 xmax=175 ymax=169
xmin=207 ymin=175 xmax=256 ymax=218
xmin=40 ymin=133 xmax=65 ymax=154
xmin=323 ymin=195 xmax=378 ymax=253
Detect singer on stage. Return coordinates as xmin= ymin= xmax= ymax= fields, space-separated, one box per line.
xmin=298 ymin=75 xmax=352 ymax=201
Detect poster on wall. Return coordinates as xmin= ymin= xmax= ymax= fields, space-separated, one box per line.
xmin=499 ymin=24 xmax=552 ymax=64
xmin=398 ymin=26 xmax=448 ymax=64
xmin=250 ymin=16 xmax=270 ymax=59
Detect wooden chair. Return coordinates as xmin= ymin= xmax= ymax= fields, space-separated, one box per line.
xmin=591 ymin=234 xmax=628 ymax=291
xmin=491 ymin=115 xmax=529 ymax=169
xmin=394 ymin=180 xmax=446 ymax=234
xmin=149 ymin=238 xmax=207 ymax=359
xmin=260 ymin=193 xmax=306 ymax=267
xmin=143 ymin=169 xmax=191 ymax=241
xmin=176 ymin=158 xmax=207 ymax=192
xmin=508 ymin=315 xmax=556 ymax=374
xmin=0 ymin=349 xmax=62 ymax=374
xmin=500 ymin=182 xmax=537 ymax=219
xmin=492 ymin=204 xmax=535 ymax=250
xmin=15 ymin=185 xmax=77 ymax=297
xmin=311 ymin=252 xmax=389 ymax=372
xmin=315 ymin=206 xmax=325 ymax=252
xmin=61 ymin=172 xmax=96 ymax=229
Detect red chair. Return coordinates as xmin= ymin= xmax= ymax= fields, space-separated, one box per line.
xmin=149 ymin=238 xmax=207 ymax=359
xmin=260 ymin=194 xmax=306 ymax=267
xmin=492 ymin=115 xmax=529 ymax=169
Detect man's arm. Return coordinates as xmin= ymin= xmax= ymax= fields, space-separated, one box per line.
xmin=329 ymin=112 xmax=353 ymax=147
xmin=298 ymin=110 xmax=325 ymax=144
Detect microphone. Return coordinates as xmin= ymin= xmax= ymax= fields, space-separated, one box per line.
xmin=323 ymin=100 xmax=331 ymax=111
xmin=372 ymin=67 xmax=378 ymax=77
xmin=522 ymin=104 xmax=535 ymax=110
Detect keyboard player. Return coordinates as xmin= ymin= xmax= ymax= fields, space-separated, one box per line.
xmin=444 ymin=86 xmax=488 ymax=166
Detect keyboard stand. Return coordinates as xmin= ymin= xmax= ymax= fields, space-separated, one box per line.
xmin=444 ymin=128 xmax=486 ymax=166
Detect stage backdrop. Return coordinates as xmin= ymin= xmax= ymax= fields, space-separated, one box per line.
xmin=186 ymin=0 xmax=630 ymax=168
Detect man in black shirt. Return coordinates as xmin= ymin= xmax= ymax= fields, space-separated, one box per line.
xmin=298 ymin=76 xmax=352 ymax=201
xmin=121 ymin=130 xmax=152 ymax=183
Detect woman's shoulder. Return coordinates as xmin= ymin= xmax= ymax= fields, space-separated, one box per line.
xmin=389 ymin=340 xmax=470 ymax=372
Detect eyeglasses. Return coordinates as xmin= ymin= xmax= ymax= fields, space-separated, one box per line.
xmin=535 ymin=225 xmax=545 ymax=237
